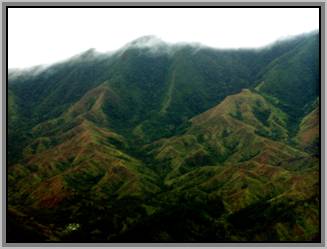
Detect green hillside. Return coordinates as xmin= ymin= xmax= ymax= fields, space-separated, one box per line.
xmin=7 ymin=32 xmax=320 ymax=242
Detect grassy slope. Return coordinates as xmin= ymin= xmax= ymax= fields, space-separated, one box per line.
xmin=141 ymin=89 xmax=319 ymax=241
xmin=257 ymin=33 xmax=319 ymax=130
xmin=147 ymin=89 xmax=299 ymax=178
xmin=7 ymin=33 xmax=320 ymax=242
xmin=8 ymin=87 xmax=319 ymax=242
xmin=9 ymin=83 xmax=160 ymax=209
xmin=295 ymin=106 xmax=319 ymax=155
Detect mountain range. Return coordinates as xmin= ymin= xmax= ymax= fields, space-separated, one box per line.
xmin=7 ymin=32 xmax=320 ymax=242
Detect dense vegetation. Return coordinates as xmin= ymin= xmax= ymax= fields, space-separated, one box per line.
xmin=7 ymin=32 xmax=320 ymax=242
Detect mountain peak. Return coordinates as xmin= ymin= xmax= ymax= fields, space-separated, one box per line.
xmin=78 ymin=48 xmax=98 ymax=59
xmin=117 ymin=35 xmax=171 ymax=56
xmin=129 ymin=35 xmax=166 ymax=47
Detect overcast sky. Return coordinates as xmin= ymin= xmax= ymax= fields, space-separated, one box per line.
xmin=8 ymin=8 xmax=319 ymax=69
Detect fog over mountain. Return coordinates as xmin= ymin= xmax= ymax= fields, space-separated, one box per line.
xmin=8 ymin=31 xmax=320 ymax=242
xmin=9 ymin=29 xmax=318 ymax=70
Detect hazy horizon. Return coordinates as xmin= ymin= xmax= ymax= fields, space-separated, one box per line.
xmin=8 ymin=30 xmax=319 ymax=71
xmin=8 ymin=8 xmax=319 ymax=69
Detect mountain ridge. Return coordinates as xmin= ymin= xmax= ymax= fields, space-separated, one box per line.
xmin=8 ymin=32 xmax=320 ymax=242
